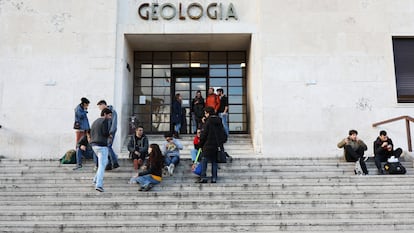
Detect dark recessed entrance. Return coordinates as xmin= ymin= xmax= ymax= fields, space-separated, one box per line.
xmin=133 ymin=51 xmax=247 ymax=134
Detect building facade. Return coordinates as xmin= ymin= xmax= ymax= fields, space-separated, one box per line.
xmin=1 ymin=0 xmax=414 ymax=159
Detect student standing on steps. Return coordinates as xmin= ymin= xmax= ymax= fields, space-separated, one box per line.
xmin=97 ymin=100 xmax=120 ymax=170
xmin=90 ymin=108 xmax=112 ymax=192
xmin=196 ymin=106 xmax=227 ymax=184
xmin=73 ymin=97 xmax=90 ymax=146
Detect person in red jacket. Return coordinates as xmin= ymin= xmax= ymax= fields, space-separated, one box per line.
xmin=205 ymin=87 xmax=220 ymax=113
xmin=190 ymin=129 xmax=202 ymax=162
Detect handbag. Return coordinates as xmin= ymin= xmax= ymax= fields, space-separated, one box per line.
xmin=214 ymin=127 xmax=227 ymax=163
xmin=216 ymin=147 xmax=227 ymax=163
xmin=73 ymin=121 xmax=81 ymax=130
xmin=191 ymin=148 xmax=202 ymax=175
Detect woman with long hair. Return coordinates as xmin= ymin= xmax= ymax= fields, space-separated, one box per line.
xmin=74 ymin=97 xmax=90 ymax=146
xmin=129 ymin=143 xmax=164 ymax=191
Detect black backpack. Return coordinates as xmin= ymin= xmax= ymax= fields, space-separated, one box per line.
xmin=384 ymin=162 xmax=406 ymax=174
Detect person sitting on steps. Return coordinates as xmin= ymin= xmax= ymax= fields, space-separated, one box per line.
xmin=129 ymin=143 xmax=164 ymax=192
xmin=161 ymin=132 xmax=183 ymax=176
xmin=127 ymin=126 xmax=149 ymax=173
xmin=73 ymin=130 xmax=97 ymax=170
xmin=337 ymin=129 xmax=368 ymax=175
xmin=373 ymin=130 xmax=403 ymax=175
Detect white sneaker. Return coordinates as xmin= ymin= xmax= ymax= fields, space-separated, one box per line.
xmin=167 ymin=165 xmax=171 ymax=175
xmin=169 ymin=164 xmax=175 ymax=176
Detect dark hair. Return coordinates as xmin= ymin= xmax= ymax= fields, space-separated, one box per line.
xmin=204 ymin=106 xmax=215 ymax=115
xmin=136 ymin=125 xmax=144 ymax=130
xmin=164 ymin=132 xmax=173 ymax=138
xmin=81 ymin=97 xmax=90 ymax=105
xmin=380 ymin=130 xmax=387 ymax=136
xmin=97 ymin=100 xmax=107 ymax=106
xmin=148 ymin=144 xmax=164 ymax=170
xmin=217 ymin=88 xmax=224 ymax=93
xmin=100 ymin=108 xmax=112 ymax=116
xmin=348 ymin=129 xmax=358 ymax=135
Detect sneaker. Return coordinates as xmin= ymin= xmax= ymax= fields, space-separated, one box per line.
xmin=142 ymin=184 xmax=153 ymax=191
xmin=227 ymin=156 xmax=233 ymax=163
xmin=105 ymin=164 xmax=112 ymax=171
xmin=195 ymin=179 xmax=208 ymax=183
xmin=73 ymin=165 xmax=82 ymax=171
xmin=378 ymin=169 xmax=385 ymax=175
xmin=113 ymin=163 xmax=120 ymax=169
xmin=167 ymin=165 xmax=171 ymax=176
xmin=138 ymin=186 xmax=143 ymax=191
xmin=169 ymin=164 xmax=175 ymax=176
xmin=95 ymin=187 xmax=104 ymax=192
xmin=211 ymin=179 xmax=217 ymax=183
xmin=93 ymin=166 xmax=98 ymax=172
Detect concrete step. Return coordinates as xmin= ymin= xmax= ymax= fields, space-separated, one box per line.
xmin=1 ymin=137 xmax=414 ymax=233
xmin=0 ymin=219 xmax=413 ymax=232
xmin=1 ymin=208 xmax=413 ymax=221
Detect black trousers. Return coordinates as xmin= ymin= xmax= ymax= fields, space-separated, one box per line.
xmin=344 ymin=145 xmax=368 ymax=174
xmin=374 ymin=148 xmax=403 ymax=170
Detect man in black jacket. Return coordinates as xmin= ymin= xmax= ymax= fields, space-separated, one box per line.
xmin=196 ymin=106 xmax=227 ymax=183
xmin=373 ymin=130 xmax=403 ymax=175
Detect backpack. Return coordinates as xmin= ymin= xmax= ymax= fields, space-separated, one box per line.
xmin=60 ymin=149 xmax=77 ymax=164
xmin=384 ymin=162 xmax=406 ymax=174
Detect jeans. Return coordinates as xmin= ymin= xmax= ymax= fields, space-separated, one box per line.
xmin=130 ymin=174 xmax=160 ymax=188
xmin=165 ymin=155 xmax=180 ymax=166
xmin=191 ymin=148 xmax=198 ymax=162
xmin=200 ymin=152 xmax=218 ymax=181
xmin=92 ymin=146 xmax=108 ymax=189
xmin=108 ymin=134 xmax=118 ymax=165
xmin=174 ymin=123 xmax=181 ymax=133
xmin=76 ymin=147 xmax=96 ymax=166
xmin=219 ymin=112 xmax=229 ymax=136
xmin=191 ymin=113 xmax=197 ymax=134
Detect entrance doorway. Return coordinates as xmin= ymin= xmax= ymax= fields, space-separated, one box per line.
xmin=172 ymin=68 xmax=208 ymax=134
xmin=132 ymin=51 xmax=247 ymax=135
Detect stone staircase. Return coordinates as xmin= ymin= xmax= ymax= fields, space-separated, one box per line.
xmin=1 ymin=134 xmax=414 ymax=232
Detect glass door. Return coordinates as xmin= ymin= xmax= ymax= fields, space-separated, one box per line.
xmin=172 ymin=68 xmax=208 ymax=134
